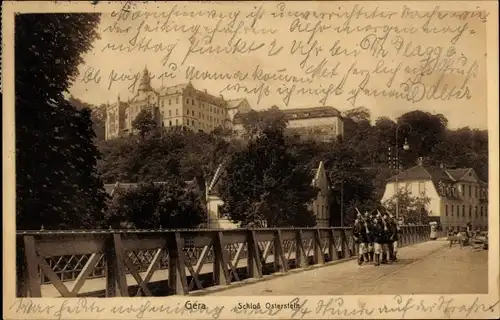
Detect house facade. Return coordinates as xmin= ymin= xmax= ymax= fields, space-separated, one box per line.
xmin=105 ymin=67 xmax=251 ymax=140
xmin=381 ymin=160 xmax=488 ymax=229
xmin=232 ymin=106 xmax=344 ymax=141
xmin=205 ymin=161 xmax=331 ymax=229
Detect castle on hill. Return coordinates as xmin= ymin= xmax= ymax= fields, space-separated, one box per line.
xmin=105 ymin=66 xmax=344 ymax=141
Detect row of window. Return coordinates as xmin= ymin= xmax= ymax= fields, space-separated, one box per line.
xmin=159 ymin=97 xmax=226 ymax=115
xmin=400 ymin=182 xmax=487 ymax=200
xmin=461 ymin=184 xmax=487 ymax=199
xmin=161 ymin=118 xmax=219 ymax=130
xmin=445 ymin=204 xmax=488 ymax=218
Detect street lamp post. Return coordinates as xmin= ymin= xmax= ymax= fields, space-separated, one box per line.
xmin=390 ymin=123 xmax=412 ymax=221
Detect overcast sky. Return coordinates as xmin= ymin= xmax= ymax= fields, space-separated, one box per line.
xmin=68 ymin=2 xmax=489 ymax=129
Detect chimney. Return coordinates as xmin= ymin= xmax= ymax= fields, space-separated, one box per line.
xmin=417 ymin=157 xmax=423 ymax=166
xmin=440 ymin=163 xmax=445 ymax=169
xmin=220 ymin=94 xmax=224 ymax=100
xmin=204 ymin=89 xmax=207 ymax=93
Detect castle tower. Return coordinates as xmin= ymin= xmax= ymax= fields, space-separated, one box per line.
xmin=138 ymin=66 xmax=153 ymax=92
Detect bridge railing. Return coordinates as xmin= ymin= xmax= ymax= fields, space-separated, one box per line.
xmin=16 ymin=225 xmax=430 ymax=297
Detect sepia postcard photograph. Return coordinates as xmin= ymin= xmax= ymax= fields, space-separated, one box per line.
xmin=3 ymin=0 xmax=499 ymax=319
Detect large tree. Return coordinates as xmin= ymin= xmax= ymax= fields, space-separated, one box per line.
xmin=324 ymin=141 xmax=378 ymax=226
xmin=132 ymin=109 xmax=158 ymax=138
xmin=106 ymin=181 xmax=206 ymax=229
xmin=15 ymin=14 xmax=107 ymax=229
xmin=97 ymin=129 xmax=236 ymax=184
xmin=219 ymin=121 xmax=318 ymax=227
xmin=382 ymin=189 xmax=431 ymax=225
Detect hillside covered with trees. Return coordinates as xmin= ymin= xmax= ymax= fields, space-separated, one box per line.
xmin=15 ymin=13 xmax=488 ymax=230
xmin=96 ymin=106 xmax=488 ymax=227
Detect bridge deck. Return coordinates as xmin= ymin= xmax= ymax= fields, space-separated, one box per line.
xmin=204 ymin=240 xmax=488 ymax=296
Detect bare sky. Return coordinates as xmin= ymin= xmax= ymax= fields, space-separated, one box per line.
xmin=68 ymin=1 xmax=489 ymax=129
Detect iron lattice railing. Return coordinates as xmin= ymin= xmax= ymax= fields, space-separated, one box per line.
xmin=15 ymin=226 xmax=430 ymax=297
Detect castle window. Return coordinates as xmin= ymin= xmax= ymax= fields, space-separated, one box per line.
xmin=451 ymin=205 xmax=454 ymax=216
xmin=192 ymin=99 xmax=195 ymax=106
xmin=469 ymin=206 xmax=472 ymax=217
xmin=462 ymin=205 xmax=465 ymax=216
xmin=468 ymin=185 xmax=472 ymax=197
xmin=475 ymin=206 xmax=478 ymax=217
xmin=480 ymin=206 xmax=483 ymax=216
xmin=169 ymin=110 xmax=172 ymax=117
xmin=192 ymin=110 xmax=195 ymax=116
xmin=445 ymin=205 xmax=448 ymax=216
xmin=169 ymin=120 xmax=172 ymax=126
xmin=461 ymin=184 xmax=465 ymax=195
xmin=176 ymin=119 xmax=179 ymax=125
xmin=176 ymin=109 xmax=179 ymax=115
xmin=176 ymin=97 xmax=179 ymax=104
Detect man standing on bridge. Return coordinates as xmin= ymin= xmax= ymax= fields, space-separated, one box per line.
xmin=384 ymin=213 xmax=399 ymax=261
xmin=371 ymin=215 xmax=386 ymax=266
xmin=365 ymin=211 xmax=375 ymax=262
xmin=353 ymin=213 xmax=371 ymax=265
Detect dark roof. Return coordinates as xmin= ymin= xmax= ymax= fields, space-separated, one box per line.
xmin=387 ymin=165 xmax=432 ymax=182
xmin=281 ymin=106 xmax=342 ymax=119
xmin=233 ymin=106 xmax=342 ymax=125
xmin=446 ymin=168 xmax=470 ymax=181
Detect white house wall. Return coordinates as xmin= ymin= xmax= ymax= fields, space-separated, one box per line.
xmin=381 ymin=180 xmax=441 ymax=217
xmin=382 ymin=179 xmax=488 ymax=229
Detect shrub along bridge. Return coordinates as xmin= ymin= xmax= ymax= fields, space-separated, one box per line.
xmin=16 ymin=226 xmax=431 ymax=297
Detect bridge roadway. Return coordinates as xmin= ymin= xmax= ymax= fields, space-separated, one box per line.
xmin=41 ymin=238 xmax=487 ymax=297
xmin=200 ymin=239 xmax=488 ymax=296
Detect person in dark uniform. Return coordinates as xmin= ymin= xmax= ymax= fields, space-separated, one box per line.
xmin=377 ymin=212 xmax=390 ymax=264
xmin=353 ymin=213 xmax=371 ymax=265
xmin=382 ymin=213 xmax=393 ymax=262
xmin=371 ymin=215 xmax=384 ymax=266
xmin=365 ymin=212 xmax=374 ymax=262
xmin=387 ymin=213 xmax=399 ymax=261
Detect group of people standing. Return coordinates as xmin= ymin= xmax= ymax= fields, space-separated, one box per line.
xmin=352 ymin=210 xmax=400 ymax=266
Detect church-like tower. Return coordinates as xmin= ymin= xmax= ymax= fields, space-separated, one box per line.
xmin=138 ymin=66 xmax=153 ymax=93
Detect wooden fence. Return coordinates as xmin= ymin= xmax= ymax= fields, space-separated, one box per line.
xmin=16 ymin=226 xmax=430 ymax=297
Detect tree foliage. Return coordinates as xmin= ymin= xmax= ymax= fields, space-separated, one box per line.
xmin=132 ymin=109 xmax=157 ymax=138
xmin=239 ymin=106 xmax=288 ymax=139
xmin=382 ymin=189 xmax=431 ymax=225
xmin=97 ymin=129 xmax=238 ymax=184
xmin=106 ymin=181 xmax=205 ymax=229
xmin=15 ymin=14 xmax=107 ymax=230
xmin=93 ymin=104 xmax=487 ymax=228
xmin=219 ymin=121 xmax=318 ymax=227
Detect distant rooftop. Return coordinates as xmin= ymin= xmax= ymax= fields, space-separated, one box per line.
xmin=233 ymin=106 xmax=342 ymax=124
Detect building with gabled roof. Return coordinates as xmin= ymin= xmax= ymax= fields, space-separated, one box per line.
xmin=232 ymin=106 xmax=344 ymax=142
xmin=205 ymin=161 xmax=332 ymax=229
xmin=381 ymin=158 xmax=488 ymax=229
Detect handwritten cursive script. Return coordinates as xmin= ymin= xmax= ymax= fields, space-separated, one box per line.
xmin=76 ymin=2 xmax=487 ymax=110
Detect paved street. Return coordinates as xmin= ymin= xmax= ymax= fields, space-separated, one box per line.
xmin=206 ymin=240 xmax=488 ymax=295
